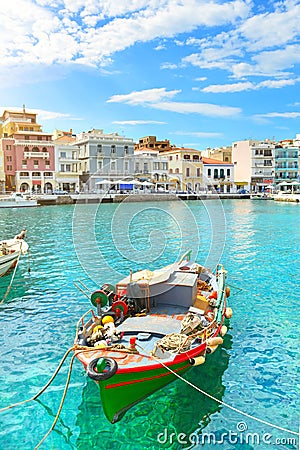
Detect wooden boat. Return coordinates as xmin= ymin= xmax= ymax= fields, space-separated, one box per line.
xmin=0 ymin=192 xmax=38 ymax=208
xmin=74 ymin=251 xmax=232 ymax=424
xmin=0 ymin=229 xmax=29 ymax=276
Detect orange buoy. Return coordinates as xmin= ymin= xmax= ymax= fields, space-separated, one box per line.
xmin=225 ymin=286 xmax=231 ymax=297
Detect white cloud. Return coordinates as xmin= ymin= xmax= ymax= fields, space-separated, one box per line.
xmin=107 ymin=88 xmax=180 ymax=105
xmin=183 ymin=1 xmax=300 ymax=79
xmin=107 ymin=87 xmax=241 ymax=117
xmin=255 ymin=111 xmax=300 ymax=119
xmin=0 ymin=0 xmax=251 ymax=70
xmin=0 ymin=105 xmax=81 ymax=121
xmin=202 ymin=78 xmax=298 ymax=93
xmin=151 ymin=101 xmax=240 ymax=117
xmin=113 ymin=120 xmax=166 ymax=125
xmin=172 ymin=131 xmax=223 ymax=137
xmin=203 ymin=81 xmax=254 ymax=93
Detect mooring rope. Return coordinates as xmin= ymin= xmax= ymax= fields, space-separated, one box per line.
xmin=0 ymin=250 xmax=21 ymax=304
xmin=137 ymin=343 xmax=298 ymax=437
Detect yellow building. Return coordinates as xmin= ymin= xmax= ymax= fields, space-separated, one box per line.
xmin=160 ymin=147 xmax=203 ymax=191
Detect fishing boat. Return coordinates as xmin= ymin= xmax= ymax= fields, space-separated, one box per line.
xmin=74 ymin=251 xmax=232 ymax=424
xmin=0 ymin=192 xmax=38 ymax=208
xmin=0 ymin=229 xmax=29 ymax=276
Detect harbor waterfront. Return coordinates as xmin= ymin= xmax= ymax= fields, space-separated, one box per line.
xmin=0 ymin=199 xmax=299 ymax=449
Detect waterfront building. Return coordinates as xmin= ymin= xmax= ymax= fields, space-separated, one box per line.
xmin=134 ymin=149 xmax=169 ymax=189
xmin=275 ymin=142 xmax=299 ymax=187
xmin=0 ymin=107 xmax=55 ymax=193
xmin=0 ymin=146 xmax=4 ymax=193
xmin=232 ymin=139 xmax=275 ymax=192
xmin=134 ymin=136 xmax=172 ymax=153
xmin=160 ymin=147 xmax=203 ymax=191
xmin=201 ymin=146 xmax=232 ymax=163
xmin=75 ymin=129 xmax=135 ymax=192
xmin=202 ymin=157 xmax=234 ymax=193
xmin=53 ymin=133 xmax=80 ymax=193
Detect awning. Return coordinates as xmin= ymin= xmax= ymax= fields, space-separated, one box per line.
xmin=235 ymin=181 xmax=248 ymax=185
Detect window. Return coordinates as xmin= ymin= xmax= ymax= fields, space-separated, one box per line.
xmin=220 ymin=169 xmax=224 ymax=178
xmin=125 ymin=162 xmax=129 ymax=171
xmin=124 ymin=146 xmax=128 ymax=155
xmin=6 ymin=156 xmax=12 ymax=161
xmin=6 ymin=145 xmax=11 ymax=150
xmin=135 ymin=163 xmax=140 ymax=172
xmin=227 ymin=168 xmax=230 ymax=177
xmin=153 ymin=162 xmax=159 ymax=170
xmin=98 ymin=161 xmax=102 ymax=170
xmin=60 ymin=164 xmax=65 ymax=172
xmin=66 ymin=164 xmax=71 ymax=172
xmin=34 ymin=160 xmax=39 ymax=167
xmin=97 ymin=144 xmax=102 ymax=153
xmin=186 ymin=168 xmax=190 ymax=177
xmin=144 ymin=163 xmax=148 ymax=173
xmin=193 ymin=155 xmax=199 ymax=160
xmin=175 ymin=168 xmax=179 ymax=174
xmin=169 ymin=156 xmax=172 ymax=161
xmin=24 ymin=146 xmax=29 ymax=152
xmin=169 ymin=168 xmax=173 ymax=174
xmin=208 ymin=168 xmax=211 ymax=177
xmin=60 ymin=152 xmax=67 ymax=158
xmin=32 ymin=147 xmax=39 ymax=152
xmin=45 ymin=160 xmax=50 ymax=168
xmin=111 ymin=145 xmax=116 ymax=154
xmin=7 ymin=165 xmax=12 ymax=171
xmin=111 ymin=161 xmax=116 ymax=171
xmin=22 ymin=160 xmax=27 ymax=167
xmin=162 ymin=162 xmax=168 ymax=170
xmin=264 ymin=160 xmax=272 ymax=166
xmin=183 ymin=155 xmax=190 ymax=160
xmin=197 ymin=168 xmax=200 ymax=177
xmin=214 ymin=169 xmax=218 ymax=179
xmin=20 ymin=172 xmax=29 ymax=176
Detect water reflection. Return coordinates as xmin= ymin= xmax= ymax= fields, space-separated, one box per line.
xmin=75 ymin=335 xmax=231 ymax=449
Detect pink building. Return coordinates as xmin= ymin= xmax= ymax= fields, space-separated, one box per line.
xmin=0 ymin=108 xmax=55 ymax=193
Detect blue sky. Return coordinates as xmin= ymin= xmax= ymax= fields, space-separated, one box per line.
xmin=0 ymin=0 xmax=300 ymax=150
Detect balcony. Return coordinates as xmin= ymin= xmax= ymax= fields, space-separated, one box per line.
xmin=24 ymin=151 xmax=49 ymax=159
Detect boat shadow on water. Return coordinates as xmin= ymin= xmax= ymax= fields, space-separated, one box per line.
xmin=74 ymin=333 xmax=232 ymax=449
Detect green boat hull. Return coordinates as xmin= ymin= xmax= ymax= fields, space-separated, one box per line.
xmin=98 ymin=359 xmax=192 ymax=423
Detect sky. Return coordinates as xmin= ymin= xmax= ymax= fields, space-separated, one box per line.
xmin=0 ymin=0 xmax=300 ymax=150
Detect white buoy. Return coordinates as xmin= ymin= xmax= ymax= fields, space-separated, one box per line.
xmin=220 ymin=325 xmax=228 ymax=336
xmin=190 ymin=356 xmax=206 ymax=366
xmin=207 ymin=336 xmax=223 ymax=346
xmin=225 ymin=307 xmax=233 ymax=319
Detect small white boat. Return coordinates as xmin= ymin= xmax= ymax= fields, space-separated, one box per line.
xmin=0 ymin=193 xmax=38 ymax=208
xmin=0 ymin=229 xmax=29 ymax=276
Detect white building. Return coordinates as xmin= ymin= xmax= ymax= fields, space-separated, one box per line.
xmin=134 ymin=149 xmax=169 ymax=189
xmin=232 ymin=140 xmax=275 ymax=192
xmin=54 ymin=134 xmax=80 ymax=193
xmin=75 ymin=129 xmax=135 ymax=192
xmin=202 ymin=157 xmax=234 ymax=193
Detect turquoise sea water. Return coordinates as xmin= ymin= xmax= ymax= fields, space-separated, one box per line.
xmin=0 ymin=199 xmax=299 ymax=450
